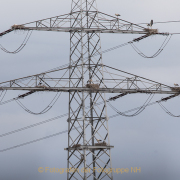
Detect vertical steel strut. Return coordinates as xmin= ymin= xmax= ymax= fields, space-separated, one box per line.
xmin=67 ymin=0 xmax=113 ymax=179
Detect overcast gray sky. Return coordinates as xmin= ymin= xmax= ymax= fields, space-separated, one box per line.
xmin=0 ymin=0 xmax=180 ymax=180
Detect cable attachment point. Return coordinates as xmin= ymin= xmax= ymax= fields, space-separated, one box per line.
xmin=108 ymin=93 xmax=128 ymax=101
xmin=161 ymin=94 xmax=179 ymax=102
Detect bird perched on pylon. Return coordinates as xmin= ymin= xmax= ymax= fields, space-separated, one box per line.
xmin=147 ymin=20 xmax=153 ymax=27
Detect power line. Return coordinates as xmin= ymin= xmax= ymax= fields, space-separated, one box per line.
xmin=37 ymin=41 xmax=131 ymax=74
xmin=130 ymin=35 xmax=172 ymax=58
xmin=107 ymin=93 xmax=154 ymax=117
xmin=0 ymin=30 xmax=33 ymax=54
xmin=155 ymin=20 xmax=180 ymax=24
xmin=0 ymin=99 xmax=158 ymax=152
xmin=0 ymin=32 xmax=178 ymax=150
xmin=0 ymin=91 xmax=62 ymax=114
xmin=0 ymin=130 xmax=69 ymax=153
xmin=0 ymin=93 xmax=178 ymax=139
xmin=0 ymin=36 xmax=167 ymax=98
xmin=158 ymin=101 xmax=180 ymax=117
xmin=15 ymin=92 xmax=62 ymax=115
xmin=170 ymin=33 xmax=180 ymax=35
xmin=0 ymin=93 xmax=149 ymax=138
xmin=135 ymin=20 xmax=180 ymax=28
xmin=137 ymin=20 xmax=180 ymax=25
xmin=0 ymin=114 xmax=68 ymax=138
xmin=0 ymin=40 xmax=131 ymax=90
xmin=1 ymin=94 xmax=178 ymax=152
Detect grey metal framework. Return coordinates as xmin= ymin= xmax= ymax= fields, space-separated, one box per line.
xmin=0 ymin=0 xmax=176 ymax=180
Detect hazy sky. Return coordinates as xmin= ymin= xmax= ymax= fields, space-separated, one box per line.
xmin=0 ymin=0 xmax=180 ymax=180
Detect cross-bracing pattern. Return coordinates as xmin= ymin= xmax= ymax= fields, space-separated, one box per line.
xmin=0 ymin=0 xmax=177 ymax=180
xmin=67 ymin=1 xmax=113 ymax=180
xmin=0 ymin=64 xmax=175 ymax=95
xmin=0 ymin=0 xmax=160 ymax=37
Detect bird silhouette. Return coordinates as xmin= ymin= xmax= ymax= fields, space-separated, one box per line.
xmin=147 ymin=20 xmax=153 ymax=27
xmin=115 ymin=14 xmax=120 ymax=17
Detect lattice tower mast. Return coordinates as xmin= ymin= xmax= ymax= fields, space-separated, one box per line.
xmin=0 ymin=0 xmax=170 ymax=180
xmin=68 ymin=1 xmax=113 ymax=180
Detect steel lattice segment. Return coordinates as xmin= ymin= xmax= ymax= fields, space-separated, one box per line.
xmin=67 ymin=1 xmax=113 ymax=179
xmin=0 ymin=1 xmax=176 ymax=180
xmin=0 ymin=63 xmax=176 ymax=95
xmin=0 ymin=1 xmax=161 ymax=37
xmin=9 ymin=11 xmax=156 ymax=35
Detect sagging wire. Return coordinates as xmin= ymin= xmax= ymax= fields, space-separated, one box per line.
xmin=158 ymin=94 xmax=180 ymax=117
xmin=0 ymin=93 xmax=179 ymax=140
xmin=129 ymin=34 xmax=172 ymax=58
xmin=107 ymin=93 xmax=155 ymax=117
xmin=1 ymin=93 xmax=180 ymax=152
xmin=0 ymin=30 xmax=32 ymax=54
xmin=15 ymin=92 xmax=62 ymax=115
xmin=158 ymin=102 xmax=180 ymax=117
xmin=0 ymin=94 xmax=156 ymax=153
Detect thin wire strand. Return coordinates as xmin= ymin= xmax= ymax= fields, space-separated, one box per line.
xmin=130 ymin=35 xmax=172 ymax=58
xmin=158 ymin=101 xmax=180 ymax=117
xmin=0 ymin=93 xmax=169 ymax=140
xmin=0 ymin=114 xmax=68 ymax=138
xmin=1 ymin=94 xmax=179 ymax=152
xmin=14 ymin=92 xmax=62 ymax=115
xmin=137 ymin=20 xmax=180 ymax=25
xmin=0 ymin=130 xmax=69 ymax=152
xmin=0 ymin=93 xmax=154 ymax=138
xmin=0 ymin=31 xmax=33 ymax=54
xmin=107 ymin=94 xmax=154 ymax=117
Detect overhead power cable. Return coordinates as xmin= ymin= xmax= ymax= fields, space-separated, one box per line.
xmin=0 ymin=93 xmax=152 ymax=138
xmin=157 ymin=94 xmax=180 ymax=117
xmin=158 ymin=102 xmax=180 ymax=117
xmin=0 ymin=30 xmax=33 ymax=54
xmin=0 ymin=114 xmax=68 ymax=138
xmin=0 ymin=91 xmax=62 ymax=115
xmin=0 ymin=93 xmax=179 ymax=152
xmin=45 ymin=35 xmax=171 ymax=75
xmin=130 ymin=34 xmax=172 ymax=58
xmin=137 ymin=20 xmax=180 ymax=25
xmin=43 ymin=41 xmax=130 ymax=74
xmin=170 ymin=33 xmax=180 ymax=35
xmin=0 ymin=35 xmax=165 ymax=89
xmin=22 ymin=35 xmax=163 ymax=75
xmin=0 ymin=130 xmax=69 ymax=153
xmin=0 ymin=93 xmax=177 ymax=139
xmin=15 ymin=92 xmax=62 ymax=115
xmin=107 ymin=93 xmax=154 ymax=117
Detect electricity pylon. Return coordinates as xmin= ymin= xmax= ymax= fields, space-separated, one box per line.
xmin=0 ymin=0 xmax=175 ymax=180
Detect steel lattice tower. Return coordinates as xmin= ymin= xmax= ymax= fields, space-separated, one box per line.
xmin=0 ymin=0 xmax=172 ymax=180
xmin=68 ymin=1 xmax=113 ymax=179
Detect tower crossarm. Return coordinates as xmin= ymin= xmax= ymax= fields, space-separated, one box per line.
xmin=0 ymin=11 xmax=164 ymax=37
xmin=0 ymin=87 xmax=178 ymax=95
xmin=0 ymin=0 xmax=176 ymax=179
xmin=0 ymin=64 xmax=176 ymax=94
